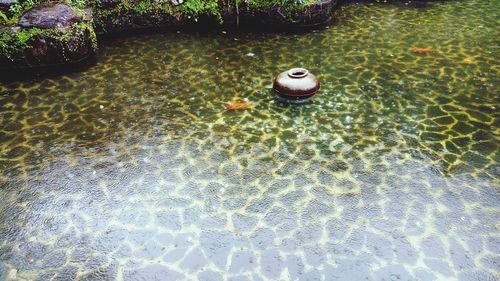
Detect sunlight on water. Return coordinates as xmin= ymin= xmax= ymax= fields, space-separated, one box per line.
xmin=0 ymin=1 xmax=498 ymax=280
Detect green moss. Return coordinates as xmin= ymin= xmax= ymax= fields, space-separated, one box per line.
xmin=136 ymin=1 xmax=151 ymax=14
xmin=175 ymin=0 xmax=316 ymax=22
xmin=0 ymin=28 xmax=43 ymax=60
xmin=0 ymin=21 xmax=96 ymax=61
xmin=244 ymin=0 xmax=316 ymax=10
xmin=0 ymin=10 xmax=17 ymax=26
xmin=175 ymin=0 xmax=221 ymax=22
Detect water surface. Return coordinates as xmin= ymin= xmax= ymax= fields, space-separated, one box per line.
xmin=0 ymin=0 xmax=499 ymax=280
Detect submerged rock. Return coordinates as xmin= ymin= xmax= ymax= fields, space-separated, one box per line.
xmin=18 ymin=3 xmax=82 ymax=29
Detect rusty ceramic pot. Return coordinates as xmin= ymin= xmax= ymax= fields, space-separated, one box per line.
xmin=273 ymin=68 xmax=320 ymax=103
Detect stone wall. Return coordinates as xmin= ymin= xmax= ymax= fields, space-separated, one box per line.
xmin=92 ymin=0 xmax=338 ymax=33
xmin=0 ymin=0 xmax=441 ymax=73
xmin=0 ymin=0 xmax=338 ymax=72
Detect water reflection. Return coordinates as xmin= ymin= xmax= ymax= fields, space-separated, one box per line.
xmin=0 ymin=0 xmax=499 ymax=280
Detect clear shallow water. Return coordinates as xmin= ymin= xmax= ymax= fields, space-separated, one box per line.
xmin=0 ymin=1 xmax=499 ymax=280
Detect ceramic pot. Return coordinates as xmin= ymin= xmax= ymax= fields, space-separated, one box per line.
xmin=272 ymin=68 xmax=320 ymax=103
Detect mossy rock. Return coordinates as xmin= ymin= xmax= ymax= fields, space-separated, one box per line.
xmin=0 ymin=3 xmax=96 ymax=72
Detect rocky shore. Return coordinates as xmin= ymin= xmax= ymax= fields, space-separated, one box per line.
xmin=1 ymin=0 xmax=338 ymax=72
xmin=0 ymin=0 xmax=438 ymax=73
